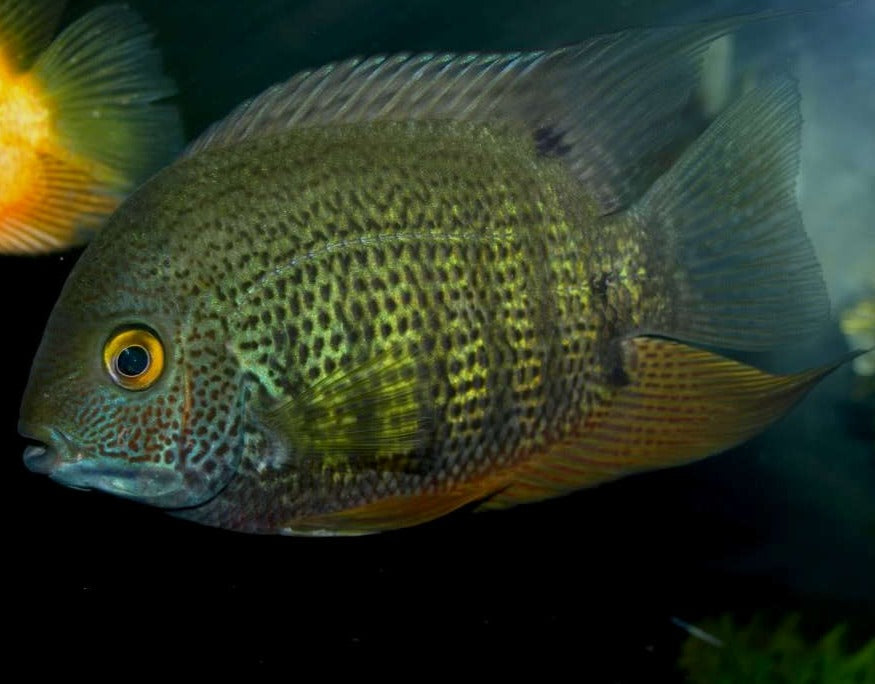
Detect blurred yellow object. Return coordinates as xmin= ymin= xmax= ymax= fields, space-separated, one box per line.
xmin=841 ymin=295 xmax=875 ymax=377
xmin=0 ymin=0 xmax=181 ymax=253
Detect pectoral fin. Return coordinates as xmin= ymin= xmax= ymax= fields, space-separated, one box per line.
xmin=480 ymin=337 xmax=847 ymax=510
xmin=258 ymin=348 xmax=433 ymax=473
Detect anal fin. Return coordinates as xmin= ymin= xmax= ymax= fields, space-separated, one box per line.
xmin=480 ymin=337 xmax=845 ymax=510
xmin=288 ymin=487 xmax=493 ymax=535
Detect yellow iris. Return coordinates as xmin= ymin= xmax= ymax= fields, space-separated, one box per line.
xmin=104 ymin=328 xmax=164 ymax=391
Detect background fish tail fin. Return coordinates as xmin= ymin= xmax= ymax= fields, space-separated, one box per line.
xmin=0 ymin=0 xmax=65 ymax=71
xmin=479 ymin=338 xmax=846 ymax=510
xmin=0 ymin=154 xmax=116 ymax=254
xmin=635 ymin=77 xmax=830 ymax=350
xmin=32 ymin=5 xmax=182 ymax=192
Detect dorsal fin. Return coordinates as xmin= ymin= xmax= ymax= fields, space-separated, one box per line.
xmin=185 ymin=18 xmax=754 ymax=213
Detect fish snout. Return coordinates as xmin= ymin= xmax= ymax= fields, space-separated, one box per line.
xmin=23 ymin=444 xmax=59 ymax=474
xmin=19 ymin=422 xmax=71 ymax=476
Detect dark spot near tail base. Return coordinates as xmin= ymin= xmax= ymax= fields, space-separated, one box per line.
xmin=533 ymin=126 xmax=572 ymax=158
xmin=605 ymin=342 xmax=631 ymax=388
xmin=590 ymin=273 xmax=610 ymax=303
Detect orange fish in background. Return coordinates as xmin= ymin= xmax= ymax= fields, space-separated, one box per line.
xmin=0 ymin=0 xmax=182 ymax=254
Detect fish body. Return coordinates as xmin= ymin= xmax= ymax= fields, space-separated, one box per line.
xmin=19 ymin=19 xmax=846 ymax=534
xmin=0 ymin=0 xmax=181 ymax=253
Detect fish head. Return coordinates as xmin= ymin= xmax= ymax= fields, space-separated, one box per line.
xmin=19 ymin=182 xmax=246 ymax=509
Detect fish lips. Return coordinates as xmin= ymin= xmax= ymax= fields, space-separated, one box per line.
xmin=49 ymin=460 xmax=185 ymax=501
xmin=20 ymin=424 xmax=68 ymax=475
xmin=23 ymin=442 xmax=61 ymax=475
xmin=20 ymin=424 xmax=184 ymax=503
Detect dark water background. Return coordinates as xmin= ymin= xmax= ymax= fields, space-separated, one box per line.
xmin=4 ymin=0 xmax=873 ymax=675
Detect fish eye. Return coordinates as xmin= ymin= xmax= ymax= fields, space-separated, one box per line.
xmin=104 ymin=328 xmax=164 ymax=391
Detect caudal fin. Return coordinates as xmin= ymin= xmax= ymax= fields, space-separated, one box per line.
xmin=0 ymin=154 xmax=117 ymax=253
xmin=0 ymin=0 xmax=65 ymax=71
xmin=33 ymin=5 xmax=182 ymax=193
xmin=0 ymin=5 xmax=182 ymax=254
xmin=635 ymin=78 xmax=830 ymax=350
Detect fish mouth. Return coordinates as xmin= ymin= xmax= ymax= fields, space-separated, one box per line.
xmin=23 ymin=443 xmax=53 ymax=474
xmin=23 ymin=443 xmax=72 ymax=478
xmin=48 ymin=460 xmax=184 ymax=499
xmin=19 ymin=422 xmax=183 ymax=500
xmin=20 ymin=425 xmax=91 ymax=491
xmin=20 ymin=424 xmax=68 ymax=472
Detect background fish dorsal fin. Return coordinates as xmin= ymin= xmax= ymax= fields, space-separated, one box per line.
xmin=185 ymin=17 xmax=750 ymax=214
xmin=32 ymin=6 xmax=182 ymax=189
xmin=0 ymin=0 xmax=65 ymax=71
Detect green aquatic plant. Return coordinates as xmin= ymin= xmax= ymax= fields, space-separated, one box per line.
xmin=678 ymin=613 xmax=875 ymax=683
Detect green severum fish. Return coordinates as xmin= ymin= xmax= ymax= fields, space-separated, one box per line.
xmin=18 ymin=20 xmax=848 ymax=535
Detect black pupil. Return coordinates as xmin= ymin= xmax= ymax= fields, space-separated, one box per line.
xmin=116 ymin=345 xmax=150 ymax=377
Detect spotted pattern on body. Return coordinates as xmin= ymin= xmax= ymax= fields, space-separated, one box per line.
xmin=126 ymin=121 xmax=672 ymax=530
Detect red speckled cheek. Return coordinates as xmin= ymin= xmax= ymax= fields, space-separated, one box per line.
xmin=167 ymin=325 xmax=249 ymax=502
xmin=141 ymin=249 xmax=262 ymax=502
xmin=69 ymin=325 xmax=249 ymax=507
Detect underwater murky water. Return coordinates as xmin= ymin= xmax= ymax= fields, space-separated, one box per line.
xmin=3 ymin=0 xmax=872 ymax=676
